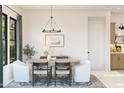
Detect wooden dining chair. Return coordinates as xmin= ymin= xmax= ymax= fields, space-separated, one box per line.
xmin=55 ymin=61 xmax=72 ymax=86
xmin=56 ymin=56 xmax=69 ymax=59
xmin=32 ymin=62 xmax=52 ymax=86
xmin=40 ymin=56 xmax=47 ymax=59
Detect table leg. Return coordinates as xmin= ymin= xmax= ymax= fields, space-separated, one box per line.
xmin=71 ymin=66 xmax=75 ymax=83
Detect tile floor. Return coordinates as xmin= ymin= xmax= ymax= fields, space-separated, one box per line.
xmin=92 ymin=70 xmax=124 ymax=88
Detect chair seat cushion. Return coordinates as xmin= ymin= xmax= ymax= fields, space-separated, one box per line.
xmin=56 ymin=70 xmax=70 ymax=74
xmin=34 ymin=70 xmax=47 ymax=74
xmin=56 ymin=66 xmax=70 ymax=70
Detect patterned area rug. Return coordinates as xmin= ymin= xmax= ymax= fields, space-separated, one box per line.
xmin=5 ymin=74 xmax=106 ymax=88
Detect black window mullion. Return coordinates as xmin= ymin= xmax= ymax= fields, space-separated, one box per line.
xmin=0 ymin=5 xmax=3 ymax=88
xmin=17 ymin=15 xmax=22 ymax=61
xmin=10 ymin=17 xmax=16 ymax=63
xmin=2 ymin=13 xmax=7 ymax=66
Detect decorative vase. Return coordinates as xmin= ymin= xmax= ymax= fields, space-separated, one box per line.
xmin=47 ymin=55 xmax=51 ymax=61
xmin=26 ymin=57 xmax=32 ymax=64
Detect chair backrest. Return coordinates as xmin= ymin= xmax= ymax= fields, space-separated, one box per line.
xmin=32 ymin=62 xmax=48 ymax=71
xmin=78 ymin=60 xmax=91 ymax=72
xmin=80 ymin=59 xmax=90 ymax=64
xmin=83 ymin=60 xmax=91 ymax=71
xmin=40 ymin=56 xmax=69 ymax=59
xmin=13 ymin=60 xmax=27 ymax=67
xmin=56 ymin=56 xmax=69 ymax=59
xmin=55 ymin=61 xmax=71 ymax=70
xmin=85 ymin=60 xmax=91 ymax=66
xmin=40 ymin=56 xmax=47 ymax=59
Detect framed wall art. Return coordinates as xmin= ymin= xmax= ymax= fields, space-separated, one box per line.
xmin=45 ymin=34 xmax=64 ymax=47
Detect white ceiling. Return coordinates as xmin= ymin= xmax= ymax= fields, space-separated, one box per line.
xmin=18 ymin=5 xmax=124 ymax=12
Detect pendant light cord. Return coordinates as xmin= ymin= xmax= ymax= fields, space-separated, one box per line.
xmin=51 ymin=5 xmax=53 ymax=18
xmin=50 ymin=5 xmax=53 ymax=29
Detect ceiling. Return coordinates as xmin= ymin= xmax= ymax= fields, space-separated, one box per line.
xmin=17 ymin=5 xmax=124 ymax=12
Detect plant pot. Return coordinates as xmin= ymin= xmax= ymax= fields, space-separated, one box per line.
xmin=26 ymin=58 xmax=32 ymax=64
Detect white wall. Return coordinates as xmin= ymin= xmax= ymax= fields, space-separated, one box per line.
xmin=2 ymin=5 xmax=22 ymax=87
xmin=22 ymin=9 xmax=110 ymax=71
xmin=23 ymin=10 xmax=88 ymax=61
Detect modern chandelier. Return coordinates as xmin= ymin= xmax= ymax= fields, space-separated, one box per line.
xmin=42 ymin=6 xmax=61 ymax=33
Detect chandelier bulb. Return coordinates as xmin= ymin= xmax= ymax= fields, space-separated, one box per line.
xmin=52 ymin=26 xmax=54 ymax=31
xmin=42 ymin=27 xmax=45 ymax=30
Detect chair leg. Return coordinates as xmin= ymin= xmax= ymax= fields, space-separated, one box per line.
xmin=47 ymin=77 xmax=49 ymax=86
xmin=69 ymin=69 xmax=72 ymax=86
xmin=47 ymin=73 xmax=49 ymax=86
xmin=69 ymin=74 xmax=71 ymax=86
xmin=49 ymin=67 xmax=52 ymax=84
xmin=32 ymin=74 xmax=34 ymax=86
xmin=86 ymin=81 xmax=92 ymax=86
xmin=55 ymin=74 xmax=56 ymax=86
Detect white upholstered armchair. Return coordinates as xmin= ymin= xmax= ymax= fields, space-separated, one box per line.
xmin=74 ymin=60 xmax=91 ymax=82
xmin=13 ymin=60 xmax=30 ymax=82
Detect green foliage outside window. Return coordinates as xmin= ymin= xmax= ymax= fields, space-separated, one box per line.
xmin=2 ymin=14 xmax=7 ymax=65
xmin=10 ymin=17 xmax=16 ymax=63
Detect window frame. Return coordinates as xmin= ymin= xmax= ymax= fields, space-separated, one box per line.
xmin=2 ymin=13 xmax=8 ymax=66
xmin=10 ymin=17 xmax=17 ymax=63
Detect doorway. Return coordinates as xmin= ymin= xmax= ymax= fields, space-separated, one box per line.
xmin=88 ymin=17 xmax=105 ymax=70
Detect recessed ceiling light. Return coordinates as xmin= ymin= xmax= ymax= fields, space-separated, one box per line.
xmin=117 ymin=8 xmax=120 ymax=10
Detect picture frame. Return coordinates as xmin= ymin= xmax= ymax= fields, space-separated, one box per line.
xmin=45 ymin=34 xmax=64 ymax=47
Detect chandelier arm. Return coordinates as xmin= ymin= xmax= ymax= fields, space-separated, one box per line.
xmin=52 ymin=18 xmax=60 ymax=28
xmin=51 ymin=16 xmax=53 ymax=30
xmin=44 ymin=18 xmax=51 ymax=29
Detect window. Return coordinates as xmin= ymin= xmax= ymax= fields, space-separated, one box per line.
xmin=2 ymin=13 xmax=7 ymax=65
xmin=10 ymin=17 xmax=16 ymax=63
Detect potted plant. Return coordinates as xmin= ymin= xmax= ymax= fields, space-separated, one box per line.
xmin=23 ymin=44 xmax=36 ymax=63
